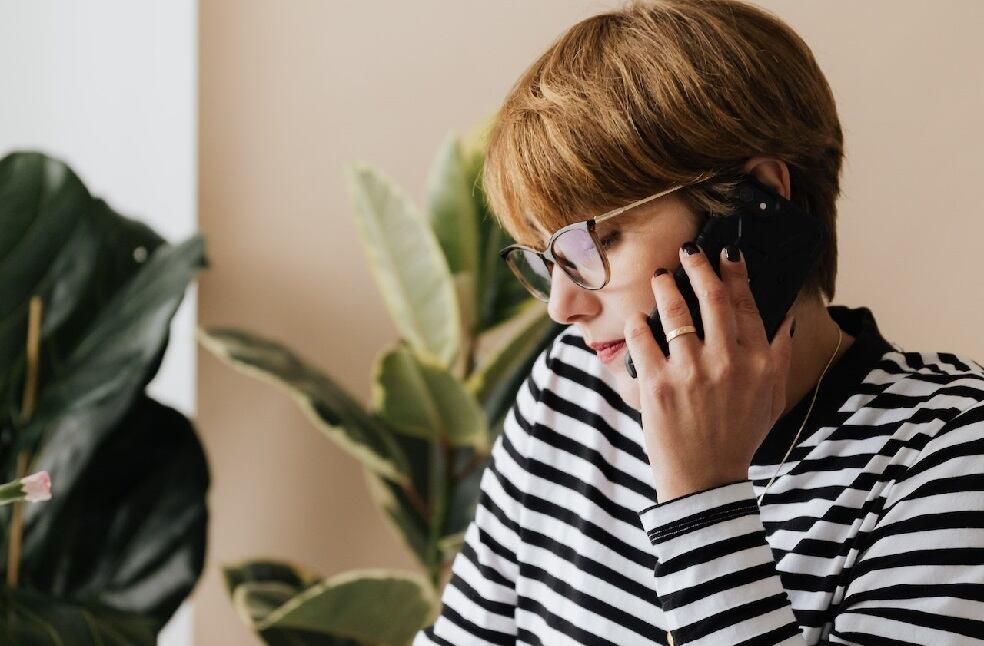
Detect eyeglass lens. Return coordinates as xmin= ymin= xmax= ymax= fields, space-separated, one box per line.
xmin=506 ymin=228 xmax=606 ymax=301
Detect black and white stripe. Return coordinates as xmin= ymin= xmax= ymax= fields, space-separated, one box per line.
xmin=414 ymin=305 xmax=984 ymax=645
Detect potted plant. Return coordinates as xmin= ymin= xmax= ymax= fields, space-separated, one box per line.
xmin=201 ymin=116 xmax=562 ymax=645
xmin=0 ymin=151 xmax=210 ymax=644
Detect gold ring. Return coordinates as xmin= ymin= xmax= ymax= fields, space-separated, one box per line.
xmin=666 ymin=325 xmax=697 ymax=342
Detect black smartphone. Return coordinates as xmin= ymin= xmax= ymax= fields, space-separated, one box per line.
xmin=624 ymin=175 xmax=827 ymax=378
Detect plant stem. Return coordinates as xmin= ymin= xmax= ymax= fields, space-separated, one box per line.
xmin=7 ymin=297 xmax=43 ymax=587
xmin=427 ymin=436 xmax=451 ymax=590
xmin=402 ymin=482 xmax=429 ymax=520
xmin=463 ymin=335 xmax=477 ymax=379
xmin=452 ymin=330 xmax=486 ymax=484
xmin=19 ymin=298 xmax=42 ymax=422
xmin=452 ymin=450 xmax=487 ymax=484
xmin=5 ymin=453 xmax=28 ymax=587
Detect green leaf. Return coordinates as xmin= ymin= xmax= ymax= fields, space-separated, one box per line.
xmin=372 ymin=342 xmax=487 ymax=451
xmin=0 ymin=152 xmax=91 ymax=323
xmin=466 ymin=308 xmax=556 ymax=404
xmin=0 ymin=152 xmax=166 ymax=434
xmin=224 ymin=561 xmax=360 ymax=646
xmin=473 ymin=196 xmax=531 ymax=333
xmin=455 ymin=114 xmax=536 ymax=333
xmin=257 ymin=628 xmax=358 ymax=646
xmin=223 ymin=560 xmax=321 ymax=600
xmin=469 ymin=310 xmax=564 ymax=443
xmin=345 ymin=164 xmax=461 ymax=368
xmin=255 ymin=569 xmax=435 ymax=645
xmin=0 ymin=150 xmax=208 ymax=642
xmin=12 ymin=396 xmax=209 ymax=627
xmin=426 ymin=133 xmax=480 ymax=280
xmin=0 ymin=151 xmax=93 ymax=417
xmin=426 ymin=134 xmax=480 ymax=343
xmin=199 ymin=328 xmax=411 ymax=485
xmin=363 ymin=467 xmax=431 ymax=570
xmin=442 ymin=444 xmax=486 ymax=544
xmin=436 ymin=313 xmax=561 ymax=566
xmin=48 ymin=196 xmax=166 ymax=369
xmin=451 ymin=273 xmax=476 ymax=357
xmin=15 ymin=235 xmax=206 ymax=452
xmin=0 ymin=585 xmax=160 ymax=646
xmin=236 ymin=582 xmax=302 ymax=625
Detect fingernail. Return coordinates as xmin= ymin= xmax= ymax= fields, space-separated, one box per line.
xmin=654 ymin=267 xmax=668 ymax=278
xmin=725 ymin=244 xmax=740 ymax=262
xmin=681 ymin=241 xmax=700 ymax=256
xmin=790 ymin=318 xmax=797 ymax=337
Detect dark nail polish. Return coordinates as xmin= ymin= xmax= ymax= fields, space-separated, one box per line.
xmin=790 ymin=318 xmax=797 ymax=337
xmin=725 ymin=244 xmax=740 ymax=262
xmin=681 ymin=241 xmax=700 ymax=256
xmin=654 ymin=267 xmax=668 ymax=277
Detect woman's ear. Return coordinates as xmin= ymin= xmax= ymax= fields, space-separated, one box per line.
xmin=741 ymin=156 xmax=791 ymax=200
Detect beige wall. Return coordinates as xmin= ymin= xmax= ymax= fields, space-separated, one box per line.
xmin=195 ymin=1 xmax=984 ymax=643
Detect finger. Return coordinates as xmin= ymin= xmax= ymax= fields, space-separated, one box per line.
xmin=623 ymin=310 xmax=668 ymax=380
xmin=678 ymin=241 xmax=737 ymax=352
xmin=651 ymin=262 xmax=700 ymax=362
xmin=719 ymin=244 xmax=769 ymax=348
xmin=769 ymin=312 xmax=796 ymax=420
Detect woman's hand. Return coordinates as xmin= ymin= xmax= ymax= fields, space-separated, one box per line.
xmin=623 ymin=241 xmax=796 ymax=503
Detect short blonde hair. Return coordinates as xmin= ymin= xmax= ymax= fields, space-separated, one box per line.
xmin=483 ymin=0 xmax=843 ymax=301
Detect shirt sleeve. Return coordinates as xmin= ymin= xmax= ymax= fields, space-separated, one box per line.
xmin=827 ymin=401 xmax=984 ymax=644
xmin=636 ymin=401 xmax=984 ymax=646
xmin=412 ymin=348 xmax=547 ymax=646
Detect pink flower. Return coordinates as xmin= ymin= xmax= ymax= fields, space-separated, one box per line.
xmin=21 ymin=471 xmax=52 ymax=502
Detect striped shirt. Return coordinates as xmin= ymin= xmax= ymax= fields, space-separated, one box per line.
xmin=413 ymin=304 xmax=984 ymax=645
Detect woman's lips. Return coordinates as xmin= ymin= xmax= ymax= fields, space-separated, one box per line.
xmin=595 ymin=339 xmax=626 ymax=363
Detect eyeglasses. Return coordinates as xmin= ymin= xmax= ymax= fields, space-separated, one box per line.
xmin=498 ymin=176 xmax=710 ymax=302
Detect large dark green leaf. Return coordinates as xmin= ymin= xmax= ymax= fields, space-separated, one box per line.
xmin=0 ymin=586 xmax=159 ymax=646
xmin=0 ymin=152 xmax=164 ymax=444
xmin=47 ymin=197 xmax=165 ymax=377
xmin=0 ymin=150 xmax=208 ymax=642
xmin=7 ymin=395 xmax=209 ymax=627
xmin=14 ymin=235 xmax=205 ymax=452
xmin=199 ymin=328 xmax=411 ymax=485
xmin=0 ymin=152 xmax=92 ymax=422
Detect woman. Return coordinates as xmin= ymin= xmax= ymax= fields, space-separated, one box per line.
xmin=415 ymin=1 xmax=984 ymax=644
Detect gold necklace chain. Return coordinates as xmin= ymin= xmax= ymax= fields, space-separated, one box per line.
xmin=756 ymin=326 xmax=843 ymax=506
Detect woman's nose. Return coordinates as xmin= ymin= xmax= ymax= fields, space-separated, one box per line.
xmin=546 ymin=264 xmax=597 ymax=324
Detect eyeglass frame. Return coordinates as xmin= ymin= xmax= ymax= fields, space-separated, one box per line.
xmin=498 ymin=177 xmax=709 ymax=302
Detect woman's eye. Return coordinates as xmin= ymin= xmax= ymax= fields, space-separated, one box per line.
xmin=600 ymin=231 xmax=620 ymax=249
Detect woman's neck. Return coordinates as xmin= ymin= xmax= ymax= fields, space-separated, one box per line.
xmin=783 ymin=299 xmax=854 ymax=418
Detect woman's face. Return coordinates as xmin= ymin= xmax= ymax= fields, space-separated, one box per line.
xmin=542 ymin=193 xmax=703 ymax=410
